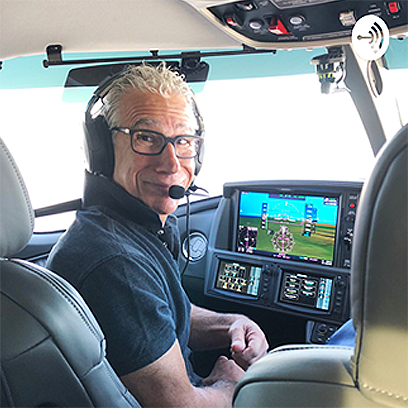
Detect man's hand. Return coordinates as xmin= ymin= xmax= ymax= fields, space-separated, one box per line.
xmin=228 ymin=316 xmax=269 ymax=370
xmin=121 ymin=340 xmax=242 ymax=408
xmin=202 ymin=356 xmax=245 ymax=386
xmin=189 ymin=305 xmax=269 ymax=370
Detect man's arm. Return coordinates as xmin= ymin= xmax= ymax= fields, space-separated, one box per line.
xmin=120 ymin=339 xmax=244 ymax=408
xmin=189 ymin=305 xmax=269 ymax=370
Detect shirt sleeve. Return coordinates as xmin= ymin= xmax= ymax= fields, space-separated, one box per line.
xmin=326 ymin=319 xmax=356 ymax=347
xmin=79 ymin=254 xmax=177 ymax=377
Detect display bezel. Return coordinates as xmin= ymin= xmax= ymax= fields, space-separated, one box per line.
xmin=235 ymin=189 xmax=341 ymax=266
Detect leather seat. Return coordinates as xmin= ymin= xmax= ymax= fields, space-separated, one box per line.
xmin=233 ymin=125 xmax=408 ymax=408
xmin=0 ymin=137 xmax=140 ymax=407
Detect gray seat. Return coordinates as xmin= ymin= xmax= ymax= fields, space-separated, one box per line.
xmin=233 ymin=125 xmax=408 ymax=408
xmin=0 ymin=137 xmax=140 ymax=407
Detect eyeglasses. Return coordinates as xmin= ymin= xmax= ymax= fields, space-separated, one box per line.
xmin=111 ymin=127 xmax=203 ymax=159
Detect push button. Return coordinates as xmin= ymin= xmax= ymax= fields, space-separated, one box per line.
xmin=289 ymin=14 xmax=305 ymax=26
xmin=225 ymin=13 xmax=244 ymax=28
xmin=339 ymin=10 xmax=356 ymax=26
xmin=386 ymin=1 xmax=401 ymax=14
xmin=249 ymin=19 xmax=264 ymax=31
xmin=235 ymin=2 xmax=256 ymax=11
xmin=268 ymin=16 xmax=291 ymax=35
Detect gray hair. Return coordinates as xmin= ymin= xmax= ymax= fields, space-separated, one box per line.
xmin=102 ymin=63 xmax=199 ymax=132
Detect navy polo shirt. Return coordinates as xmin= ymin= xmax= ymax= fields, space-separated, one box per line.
xmin=47 ymin=172 xmax=199 ymax=383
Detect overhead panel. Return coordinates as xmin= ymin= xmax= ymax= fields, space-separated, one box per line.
xmin=181 ymin=0 xmax=408 ymax=49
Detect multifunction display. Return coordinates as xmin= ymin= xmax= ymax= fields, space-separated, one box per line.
xmin=237 ymin=190 xmax=339 ymax=266
xmin=216 ymin=260 xmax=262 ymax=296
xmin=280 ymin=271 xmax=333 ymax=311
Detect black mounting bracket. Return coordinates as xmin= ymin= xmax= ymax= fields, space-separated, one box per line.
xmin=43 ymin=44 xmax=276 ymax=68
xmin=45 ymin=44 xmax=63 ymax=66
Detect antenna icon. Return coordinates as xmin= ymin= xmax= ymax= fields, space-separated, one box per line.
xmin=357 ymin=22 xmax=385 ymax=53
xmin=352 ymin=15 xmax=390 ymax=61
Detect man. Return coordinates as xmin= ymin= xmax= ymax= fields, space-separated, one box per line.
xmin=47 ymin=64 xmax=268 ymax=407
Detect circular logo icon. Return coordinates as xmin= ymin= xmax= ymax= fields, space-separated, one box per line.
xmin=352 ymin=15 xmax=390 ymax=61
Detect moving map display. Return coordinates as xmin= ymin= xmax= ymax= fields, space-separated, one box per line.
xmin=237 ymin=190 xmax=339 ymax=266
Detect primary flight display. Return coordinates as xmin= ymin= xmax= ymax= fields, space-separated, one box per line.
xmin=236 ymin=190 xmax=339 ymax=266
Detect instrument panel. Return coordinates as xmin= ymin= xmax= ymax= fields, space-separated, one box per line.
xmin=204 ymin=181 xmax=363 ymax=339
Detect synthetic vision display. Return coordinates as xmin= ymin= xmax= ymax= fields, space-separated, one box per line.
xmin=237 ymin=190 xmax=339 ymax=266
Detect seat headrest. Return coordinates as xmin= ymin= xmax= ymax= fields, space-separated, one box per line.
xmin=0 ymin=138 xmax=34 ymax=257
xmin=351 ymin=125 xmax=407 ymax=406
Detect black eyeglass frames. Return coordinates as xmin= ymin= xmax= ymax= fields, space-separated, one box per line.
xmin=111 ymin=127 xmax=203 ymax=159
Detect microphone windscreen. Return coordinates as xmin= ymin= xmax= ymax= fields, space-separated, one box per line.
xmin=169 ymin=185 xmax=185 ymax=199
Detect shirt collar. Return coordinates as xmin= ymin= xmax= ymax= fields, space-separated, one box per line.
xmin=82 ymin=171 xmax=181 ymax=260
xmin=83 ymin=171 xmax=165 ymax=231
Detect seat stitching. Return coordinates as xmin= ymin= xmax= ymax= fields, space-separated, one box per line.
xmin=361 ymin=382 xmax=408 ymax=403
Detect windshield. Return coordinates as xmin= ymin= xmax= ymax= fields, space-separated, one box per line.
xmin=1 ymin=43 xmax=406 ymax=232
xmin=195 ymin=73 xmax=372 ymax=190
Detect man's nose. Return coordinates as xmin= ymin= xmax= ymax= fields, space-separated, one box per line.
xmin=157 ymin=142 xmax=181 ymax=173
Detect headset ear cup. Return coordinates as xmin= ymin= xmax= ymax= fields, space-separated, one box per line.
xmin=83 ymin=114 xmax=115 ymax=177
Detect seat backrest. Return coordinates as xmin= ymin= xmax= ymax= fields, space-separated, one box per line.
xmin=0 ymin=137 xmax=140 ymax=407
xmin=351 ymin=124 xmax=408 ymax=406
xmin=233 ymin=125 xmax=408 ymax=408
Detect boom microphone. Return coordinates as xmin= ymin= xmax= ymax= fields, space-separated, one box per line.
xmin=168 ymin=183 xmax=208 ymax=278
xmin=169 ymin=185 xmax=186 ymax=200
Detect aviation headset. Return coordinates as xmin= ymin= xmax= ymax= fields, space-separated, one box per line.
xmin=83 ymin=66 xmax=205 ymax=178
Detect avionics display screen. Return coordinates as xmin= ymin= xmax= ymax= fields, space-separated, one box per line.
xmin=237 ymin=190 xmax=339 ymax=266
xmin=280 ymin=271 xmax=333 ymax=311
xmin=216 ymin=260 xmax=262 ymax=297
